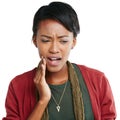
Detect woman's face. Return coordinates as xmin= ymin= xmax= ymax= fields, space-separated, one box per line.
xmin=33 ymin=19 xmax=76 ymax=72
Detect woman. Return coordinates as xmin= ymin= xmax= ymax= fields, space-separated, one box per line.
xmin=3 ymin=2 xmax=116 ymax=120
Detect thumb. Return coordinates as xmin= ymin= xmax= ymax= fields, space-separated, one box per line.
xmin=41 ymin=57 xmax=46 ymax=78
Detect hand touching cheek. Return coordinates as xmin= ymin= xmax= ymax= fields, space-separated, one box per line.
xmin=34 ymin=57 xmax=51 ymax=102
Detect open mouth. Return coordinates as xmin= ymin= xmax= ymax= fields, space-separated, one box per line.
xmin=47 ymin=57 xmax=62 ymax=66
xmin=48 ymin=57 xmax=61 ymax=61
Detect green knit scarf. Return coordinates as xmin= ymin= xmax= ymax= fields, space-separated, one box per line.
xmin=41 ymin=61 xmax=85 ymax=120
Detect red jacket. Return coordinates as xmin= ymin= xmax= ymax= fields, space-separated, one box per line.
xmin=3 ymin=65 xmax=116 ymax=120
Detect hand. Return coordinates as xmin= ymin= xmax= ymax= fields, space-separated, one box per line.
xmin=34 ymin=57 xmax=51 ymax=102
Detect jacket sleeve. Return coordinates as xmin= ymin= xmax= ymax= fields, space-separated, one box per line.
xmin=2 ymin=81 xmax=20 ymax=120
xmin=99 ymin=74 xmax=116 ymax=120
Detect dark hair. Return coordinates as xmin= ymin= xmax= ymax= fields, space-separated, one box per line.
xmin=32 ymin=2 xmax=80 ymax=37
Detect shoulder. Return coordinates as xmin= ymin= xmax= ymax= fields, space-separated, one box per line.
xmin=73 ymin=63 xmax=111 ymax=93
xmin=10 ymin=68 xmax=36 ymax=88
xmin=73 ymin=63 xmax=108 ymax=86
xmin=74 ymin=63 xmax=104 ymax=76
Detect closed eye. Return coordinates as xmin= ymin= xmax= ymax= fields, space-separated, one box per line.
xmin=41 ymin=39 xmax=50 ymax=43
xmin=59 ymin=40 xmax=68 ymax=44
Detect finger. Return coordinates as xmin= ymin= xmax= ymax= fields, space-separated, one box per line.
xmin=34 ymin=62 xmax=42 ymax=83
xmin=34 ymin=57 xmax=46 ymax=83
xmin=38 ymin=56 xmax=43 ymax=68
xmin=41 ymin=57 xmax=46 ymax=78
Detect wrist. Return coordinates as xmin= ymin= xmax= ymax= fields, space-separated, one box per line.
xmin=38 ymin=97 xmax=50 ymax=105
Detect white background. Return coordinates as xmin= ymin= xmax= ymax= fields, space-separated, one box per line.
xmin=0 ymin=0 xmax=120 ymax=119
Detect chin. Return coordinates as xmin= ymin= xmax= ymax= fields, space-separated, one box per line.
xmin=46 ymin=66 xmax=61 ymax=73
xmin=46 ymin=64 xmax=65 ymax=73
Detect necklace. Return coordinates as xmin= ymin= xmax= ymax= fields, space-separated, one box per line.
xmin=51 ymin=81 xmax=68 ymax=112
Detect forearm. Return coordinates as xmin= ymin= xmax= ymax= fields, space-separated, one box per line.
xmin=27 ymin=99 xmax=49 ymax=120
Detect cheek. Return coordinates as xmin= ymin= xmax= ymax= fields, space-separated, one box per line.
xmin=37 ymin=45 xmax=47 ymax=57
xmin=62 ymin=47 xmax=71 ymax=57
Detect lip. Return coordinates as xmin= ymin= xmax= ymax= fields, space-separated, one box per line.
xmin=46 ymin=56 xmax=62 ymax=66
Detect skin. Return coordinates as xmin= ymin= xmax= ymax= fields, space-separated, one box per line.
xmin=28 ymin=19 xmax=76 ymax=120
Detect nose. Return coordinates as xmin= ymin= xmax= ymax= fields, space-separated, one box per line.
xmin=49 ymin=41 xmax=59 ymax=54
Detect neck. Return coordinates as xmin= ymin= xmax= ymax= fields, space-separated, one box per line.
xmin=46 ymin=63 xmax=68 ymax=85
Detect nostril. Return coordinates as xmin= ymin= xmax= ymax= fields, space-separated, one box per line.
xmin=49 ymin=41 xmax=60 ymax=53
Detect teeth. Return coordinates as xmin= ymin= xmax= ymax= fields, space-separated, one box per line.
xmin=49 ymin=57 xmax=61 ymax=61
xmin=51 ymin=58 xmax=57 ymax=60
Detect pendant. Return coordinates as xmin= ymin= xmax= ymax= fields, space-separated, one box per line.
xmin=56 ymin=105 xmax=60 ymax=112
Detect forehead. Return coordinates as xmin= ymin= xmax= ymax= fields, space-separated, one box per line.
xmin=38 ymin=19 xmax=65 ymax=30
xmin=37 ymin=19 xmax=73 ymax=36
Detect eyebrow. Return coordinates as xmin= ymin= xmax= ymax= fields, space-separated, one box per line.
xmin=40 ymin=35 xmax=69 ymax=39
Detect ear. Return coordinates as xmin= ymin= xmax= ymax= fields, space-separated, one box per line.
xmin=33 ymin=36 xmax=37 ymax=47
xmin=71 ymin=38 xmax=76 ymax=49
